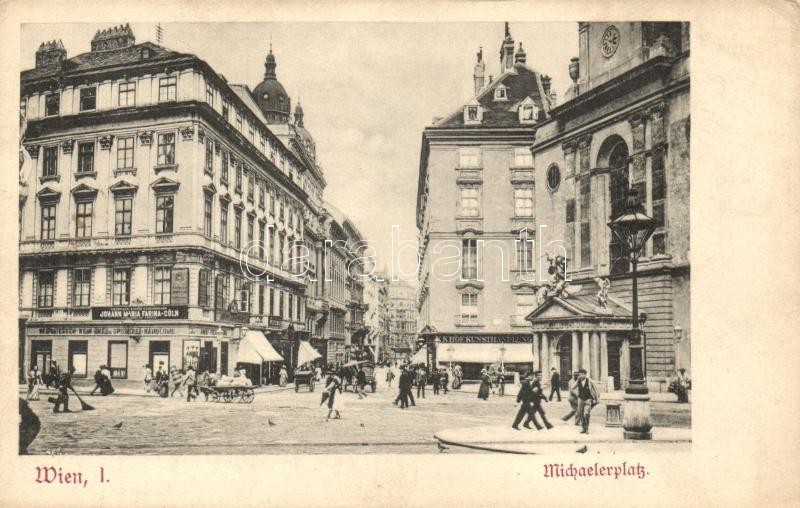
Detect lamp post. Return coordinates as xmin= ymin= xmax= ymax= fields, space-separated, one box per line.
xmin=608 ymin=189 xmax=656 ymax=440
xmin=499 ymin=345 xmax=506 ymax=370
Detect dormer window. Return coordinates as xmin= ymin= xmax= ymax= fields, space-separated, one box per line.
xmin=141 ymin=47 xmax=152 ymax=59
xmin=518 ymin=96 xmax=537 ymax=125
xmin=494 ymin=84 xmax=508 ymax=101
xmin=463 ymin=99 xmax=482 ymax=125
xmin=522 ymin=105 xmax=534 ymax=121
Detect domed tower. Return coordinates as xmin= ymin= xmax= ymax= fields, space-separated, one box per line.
xmin=293 ymin=101 xmax=316 ymax=159
xmin=252 ymin=45 xmax=291 ymax=124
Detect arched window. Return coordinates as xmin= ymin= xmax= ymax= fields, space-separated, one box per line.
xmin=607 ymin=140 xmax=630 ymax=275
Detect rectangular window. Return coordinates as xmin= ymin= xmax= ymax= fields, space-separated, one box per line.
xmin=72 ymin=268 xmax=91 ymax=307
xmin=651 ymin=147 xmax=668 ymax=256
xmin=221 ymin=152 xmax=229 ymax=182
xmin=77 ymin=142 xmax=95 ymax=174
xmin=513 ymin=187 xmax=534 ymax=217
xmin=247 ymin=215 xmax=254 ymax=249
xmin=234 ymin=209 xmax=242 ymax=250
xmin=117 ymin=136 xmax=134 ymax=169
xmin=248 ymin=124 xmax=254 ymax=143
xmin=459 ymin=186 xmax=480 ymax=217
xmin=68 ymin=341 xmax=88 ymax=378
xmin=460 ymin=293 xmax=478 ymax=325
xmin=157 ymin=133 xmax=175 ymax=165
xmin=269 ymin=190 xmax=276 ymax=217
xmin=159 ymin=76 xmax=177 ymax=102
xmin=258 ymin=285 xmax=265 ymax=315
xmin=118 ymin=81 xmax=136 ymax=107
xmin=247 ymin=173 xmax=255 ymax=201
xmin=521 ymin=105 xmax=534 ymax=121
xmin=37 ymin=271 xmax=54 ymax=308
xmin=198 ymin=269 xmax=211 ymax=307
xmin=40 ymin=204 xmax=56 ymax=240
xmin=107 ymin=341 xmax=128 ymax=379
xmin=204 ymin=194 xmax=213 ymax=238
xmin=288 ymin=293 xmax=293 ymax=320
xmin=270 ymin=288 xmax=276 ymax=316
xmin=459 ymin=148 xmax=481 ymax=168
xmin=258 ymin=221 xmax=266 ymax=260
xmin=112 ymin=268 xmax=130 ymax=306
xmin=235 ymin=112 xmax=242 ymax=132
xmin=79 ymin=87 xmax=96 ymax=111
xmin=43 ymin=146 xmax=58 ymax=177
xmin=580 ymin=177 xmax=592 ymax=268
xmin=206 ymin=83 xmax=214 ymax=107
xmin=219 ymin=200 xmax=228 ymax=244
xmin=513 ymin=147 xmax=533 ymax=167
xmin=205 ymin=139 xmax=214 ymax=175
xmin=215 ymin=274 xmax=229 ymax=310
xmin=235 ymin=164 xmax=243 ymax=192
xmin=279 ymin=291 xmax=285 ymax=319
xmin=280 ymin=198 xmax=285 ymax=222
xmin=236 ymin=279 xmax=250 ymax=314
xmin=516 ymin=234 xmax=534 ymax=271
xmin=115 ymin=196 xmax=133 ymax=236
xmin=270 ymin=228 xmax=278 ymax=265
xmin=462 ymin=239 xmax=478 ymax=280
xmin=75 ymin=201 xmax=93 ymax=238
xmin=565 ymin=199 xmax=576 ymax=263
xmin=45 ymin=93 xmax=60 ymax=117
xmin=259 ymin=185 xmax=265 ymax=209
xmin=155 ymin=194 xmax=174 ymax=234
xmin=222 ymin=100 xmax=229 ymax=120
xmin=154 ymin=266 xmax=172 ymax=305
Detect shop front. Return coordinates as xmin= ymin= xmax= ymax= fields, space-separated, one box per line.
xmin=423 ymin=331 xmax=536 ymax=381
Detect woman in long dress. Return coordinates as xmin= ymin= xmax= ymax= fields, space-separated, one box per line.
xmin=27 ymin=365 xmax=42 ymax=401
xmin=279 ymin=366 xmax=288 ymax=387
xmin=477 ymin=368 xmax=491 ymax=400
xmin=325 ymin=373 xmax=343 ymax=420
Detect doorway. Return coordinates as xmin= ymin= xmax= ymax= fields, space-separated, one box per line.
xmin=31 ymin=340 xmax=52 ymax=377
xmin=608 ymin=341 xmax=621 ymax=390
xmin=556 ymin=335 xmax=572 ymax=390
xmin=149 ymin=340 xmax=170 ymax=372
xmin=199 ymin=341 xmax=217 ymax=374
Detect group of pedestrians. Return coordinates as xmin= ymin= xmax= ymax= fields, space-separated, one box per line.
xmin=391 ymin=363 xmax=450 ymax=409
xmin=511 ymin=368 xmax=600 ymax=434
xmin=89 ymin=365 xmax=115 ymax=396
xmin=145 ymin=362 xmax=199 ymax=401
xmin=512 ymin=371 xmax=554 ymax=430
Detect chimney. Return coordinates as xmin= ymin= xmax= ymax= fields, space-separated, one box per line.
xmin=35 ymin=40 xmax=66 ymax=69
xmin=499 ymin=22 xmax=515 ymax=71
xmin=91 ymin=23 xmax=136 ymax=52
xmin=473 ymin=47 xmax=485 ymax=95
xmin=514 ymin=42 xmax=527 ymax=65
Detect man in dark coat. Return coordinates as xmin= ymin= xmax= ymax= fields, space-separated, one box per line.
xmin=430 ymin=369 xmax=441 ymax=395
xmin=549 ymin=367 xmax=561 ymax=401
xmin=512 ymin=373 xmax=535 ymax=430
xmin=441 ymin=369 xmax=449 ymax=394
xmin=397 ymin=366 xmax=414 ymax=409
xmin=51 ymin=367 xmax=74 ymax=413
xmin=525 ymin=371 xmax=554 ymax=430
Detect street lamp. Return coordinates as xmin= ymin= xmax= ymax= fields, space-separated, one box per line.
xmin=607 ymin=189 xmax=656 ymax=440
xmin=498 ymin=345 xmax=506 ymax=370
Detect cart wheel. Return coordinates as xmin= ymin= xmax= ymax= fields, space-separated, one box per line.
xmin=223 ymin=390 xmax=235 ymax=403
xmin=241 ymin=389 xmax=254 ymax=404
xmin=211 ymin=391 xmax=220 ymax=402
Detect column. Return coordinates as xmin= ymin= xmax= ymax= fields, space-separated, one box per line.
xmin=591 ymin=332 xmax=601 ymax=382
xmin=620 ymin=338 xmax=630 ymax=388
xmin=541 ymin=332 xmax=550 ymax=376
xmin=571 ymin=331 xmax=579 ymax=372
xmin=532 ymin=332 xmax=540 ymax=371
xmin=581 ymin=331 xmax=590 ymax=373
xmin=600 ymin=331 xmax=609 ymax=390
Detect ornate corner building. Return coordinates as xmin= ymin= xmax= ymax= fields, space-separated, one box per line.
xmin=416 ymin=22 xmax=690 ymax=389
xmin=18 ymin=25 xmax=367 ymax=386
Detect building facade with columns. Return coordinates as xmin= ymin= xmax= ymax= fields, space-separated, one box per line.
xmin=525 ymin=22 xmax=690 ymax=391
xmin=17 ymin=25 xmax=358 ymax=386
xmin=416 ymin=24 xmax=555 ymax=379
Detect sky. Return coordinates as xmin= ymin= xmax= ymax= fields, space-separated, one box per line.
xmin=21 ymin=22 xmax=578 ymax=282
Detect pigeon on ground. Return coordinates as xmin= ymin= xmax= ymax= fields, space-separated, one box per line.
xmin=360 ymin=423 xmax=365 ymax=428
xmin=576 ymin=445 xmax=588 ymax=453
xmin=112 ymin=422 xmax=123 ymax=429
xmin=437 ymin=442 xmax=448 ymax=453
xmin=268 ymin=418 xmax=276 ymax=426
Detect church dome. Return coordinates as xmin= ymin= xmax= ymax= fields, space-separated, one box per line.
xmin=252 ymin=48 xmax=291 ymax=123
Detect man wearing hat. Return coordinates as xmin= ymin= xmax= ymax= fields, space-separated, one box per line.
xmin=575 ymin=368 xmax=600 ymax=434
xmin=525 ymin=371 xmax=554 ymax=430
xmin=512 ymin=372 xmax=535 ymax=430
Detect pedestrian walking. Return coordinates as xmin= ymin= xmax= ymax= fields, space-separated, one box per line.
xmin=397 ymin=366 xmax=414 ymax=409
xmin=416 ymin=366 xmax=427 ymax=399
xmin=525 ymin=371 xmax=554 ymax=430
xmin=89 ymin=366 xmax=104 ymax=396
xmin=478 ymin=368 xmax=492 ymax=400
xmin=324 ymin=373 xmax=343 ymax=420
xmin=144 ymin=364 xmax=153 ymax=393
xmin=575 ymin=369 xmax=600 ymax=434
xmin=47 ymin=360 xmax=61 ymax=389
xmin=561 ymin=372 xmax=580 ymax=424
xmin=170 ymin=367 xmax=185 ymax=398
xmin=512 ymin=372 xmax=535 ymax=430
xmin=430 ymin=369 xmax=441 ymax=395
xmin=184 ymin=365 xmax=197 ymax=402
xmin=441 ymin=368 xmax=449 ymax=394
xmin=279 ymin=365 xmax=288 ymax=387
xmin=549 ymin=367 xmax=561 ymax=401
xmin=498 ymin=367 xmax=506 ymax=396
xmin=385 ymin=367 xmax=395 ymax=387
xmin=101 ymin=365 xmax=114 ymax=395
xmin=356 ymin=366 xmax=368 ymax=399
xmin=27 ymin=365 xmax=42 ymax=401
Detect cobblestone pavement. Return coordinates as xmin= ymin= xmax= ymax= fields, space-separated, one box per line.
xmin=23 ymin=386 xmax=691 ymax=455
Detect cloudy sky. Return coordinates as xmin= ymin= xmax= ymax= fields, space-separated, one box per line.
xmin=22 ymin=22 xmax=577 ymax=281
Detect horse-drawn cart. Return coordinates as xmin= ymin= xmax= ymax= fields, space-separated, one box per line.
xmin=294 ymin=370 xmax=316 ymax=392
xmin=201 ymin=384 xmax=255 ymax=403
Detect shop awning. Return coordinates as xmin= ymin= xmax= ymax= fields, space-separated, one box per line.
xmin=236 ymin=329 xmax=284 ymax=364
xmin=436 ymin=343 xmax=534 ymax=364
xmin=297 ymin=340 xmax=322 ymax=366
xmin=410 ymin=348 xmax=428 ymax=365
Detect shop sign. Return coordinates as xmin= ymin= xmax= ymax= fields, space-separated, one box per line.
xmin=33 ymin=326 xmax=176 ymax=336
xmin=92 ymin=306 xmax=188 ymax=320
xmin=436 ymin=334 xmax=533 ymax=344
xmin=171 ymin=268 xmax=190 ymax=305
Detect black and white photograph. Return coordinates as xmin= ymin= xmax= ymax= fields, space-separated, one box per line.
xmin=2 ymin=2 xmax=799 ymax=507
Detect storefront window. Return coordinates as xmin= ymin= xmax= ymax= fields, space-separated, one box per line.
xmin=68 ymin=340 xmax=88 ymax=378
xmin=108 ymin=341 xmax=128 ymax=379
xmin=183 ymin=340 xmax=201 ymax=370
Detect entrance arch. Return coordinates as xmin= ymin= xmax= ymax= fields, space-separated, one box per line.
xmin=554 ymin=333 xmax=572 ymax=389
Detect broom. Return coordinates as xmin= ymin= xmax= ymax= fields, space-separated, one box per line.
xmin=69 ymin=386 xmax=95 ymax=411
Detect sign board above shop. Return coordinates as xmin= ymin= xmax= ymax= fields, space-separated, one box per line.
xmin=92 ymin=306 xmax=189 ymax=320
xmin=433 ymin=334 xmax=533 ymax=344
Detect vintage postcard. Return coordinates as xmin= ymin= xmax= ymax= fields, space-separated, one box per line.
xmin=1 ymin=1 xmax=798 ymax=507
